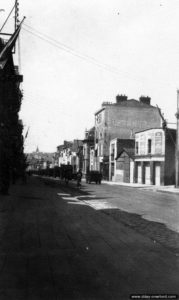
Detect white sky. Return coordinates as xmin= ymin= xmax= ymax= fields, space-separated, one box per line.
xmin=1 ymin=0 xmax=179 ymax=152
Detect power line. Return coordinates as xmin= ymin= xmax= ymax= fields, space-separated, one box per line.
xmin=22 ymin=26 xmax=125 ymax=77
xmin=22 ymin=23 xmax=177 ymax=89
xmin=0 ymin=3 xmax=15 ymax=33
xmin=23 ymin=23 xmax=159 ymax=83
xmin=23 ymin=23 xmax=122 ymax=73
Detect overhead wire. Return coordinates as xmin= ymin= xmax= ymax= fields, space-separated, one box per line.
xmin=22 ymin=22 xmax=177 ymax=89
xmin=22 ymin=26 xmax=125 ymax=77
xmin=22 ymin=23 xmax=157 ymax=84
xmin=23 ymin=23 xmax=125 ymax=75
xmin=0 ymin=3 xmax=16 ymax=33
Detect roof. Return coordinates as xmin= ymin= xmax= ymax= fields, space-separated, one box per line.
xmin=116 ymin=99 xmax=155 ymax=108
xmin=114 ymin=139 xmax=135 ymax=159
xmin=134 ymin=127 xmax=176 ymax=135
xmin=95 ymin=99 xmax=158 ymax=115
xmin=94 ymin=107 xmax=105 ymax=116
xmin=116 ymin=147 xmax=135 ymax=160
xmin=117 ymin=139 xmax=135 ymax=150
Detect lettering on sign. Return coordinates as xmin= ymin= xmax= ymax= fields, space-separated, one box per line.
xmin=111 ymin=119 xmax=148 ymax=129
xmin=155 ymin=132 xmax=163 ymax=154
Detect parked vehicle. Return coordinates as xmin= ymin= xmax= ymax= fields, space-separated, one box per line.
xmin=86 ymin=171 xmax=102 ymax=184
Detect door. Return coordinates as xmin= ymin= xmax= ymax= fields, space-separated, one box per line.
xmin=155 ymin=163 xmax=161 ymax=186
xmin=137 ymin=163 xmax=142 ymax=184
xmin=130 ymin=161 xmax=134 ymax=183
xmin=144 ymin=163 xmax=150 ymax=185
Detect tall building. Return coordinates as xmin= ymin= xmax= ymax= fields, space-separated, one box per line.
xmin=0 ymin=26 xmax=24 ymax=193
xmin=94 ymin=95 xmax=162 ymax=179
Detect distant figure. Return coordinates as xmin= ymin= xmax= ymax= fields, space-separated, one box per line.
xmin=76 ymin=169 xmax=82 ymax=187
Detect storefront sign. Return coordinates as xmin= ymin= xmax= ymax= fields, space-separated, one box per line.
xmin=155 ymin=132 xmax=162 ymax=154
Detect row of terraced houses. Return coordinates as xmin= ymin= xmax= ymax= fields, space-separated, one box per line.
xmin=55 ymin=94 xmax=176 ymax=186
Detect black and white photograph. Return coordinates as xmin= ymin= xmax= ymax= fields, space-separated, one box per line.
xmin=0 ymin=1 xmax=179 ymax=299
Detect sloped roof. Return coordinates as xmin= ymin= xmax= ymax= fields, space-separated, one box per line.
xmin=116 ymin=147 xmax=135 ymax=160
xmin=114 ymin=139 xmax=135 ymax=160
xmin=116 ymin=139 xmax=135 ymax=152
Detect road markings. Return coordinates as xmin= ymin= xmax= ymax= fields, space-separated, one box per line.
xmin=83 ymin=200 xmax=118 ymax=210
xmin=62 ymin=197 xmax=79 ymax=201
xmin=78 ymin=195 xmax=96 ymax=198
xmin=57 ymin=193 xmax=118 ymax=211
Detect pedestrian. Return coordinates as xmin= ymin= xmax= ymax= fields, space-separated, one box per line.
xmin=76 ymin=169 xmax=82 ymax=187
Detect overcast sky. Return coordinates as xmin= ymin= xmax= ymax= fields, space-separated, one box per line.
xmin=1 ymin=0 xmax=179 ymax=152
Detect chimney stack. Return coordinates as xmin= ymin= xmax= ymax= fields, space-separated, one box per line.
xmin=139 ymin=96 xmax=151 ymax=105
xmin=116 ymin=94 xmax=128 ymax=103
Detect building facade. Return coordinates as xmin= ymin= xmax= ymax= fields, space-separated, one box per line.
xmin=94 ymin=95 xmax=162 ymax=180
xmin=57 ymin=140 xmax=83 ymax=173
xmin=82 ymin=127 xmax=95 ymax=175
xmin=109 ymin=139 xmax=135 ymax=182
xmin=27 ymin=148 xmax=55 ymax=170
xmin=134 ymin=128 xmax=176 ymax=185
xmin=0 ymin=33 xmax=25 ymax=193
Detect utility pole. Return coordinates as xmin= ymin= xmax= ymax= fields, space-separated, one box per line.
xmin=176 ymin=90 xmax=179 ymax=188
xmin=15 ymin=0 xmax=21 ymax=72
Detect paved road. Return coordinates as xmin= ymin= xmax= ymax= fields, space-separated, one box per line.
xmin=59 ymin=179 xmax=179 ymax=254
xmin=80 ymin=180 xmax=179 ymax=234
xmin=0 ymin=176 xmax=178 ymax=299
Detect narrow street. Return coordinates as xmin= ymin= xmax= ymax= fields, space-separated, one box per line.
xmin=0 ymin=176 xmax=178 ymax=300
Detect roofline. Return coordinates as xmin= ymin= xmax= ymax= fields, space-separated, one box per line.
xmin=110 ymin=138 xmax=135 ymax=144
xmin=135 ymin=127 xmax=163 ymax=134
xmin=94 ymin=107 xmax=105 ymax=116
xmin=116 ymin=149 xmax=134 ymax=160
xmin=95 ymin=99 xmax=159 ymax=115
xmin=135 ymin=127 xmax=176 ymax=134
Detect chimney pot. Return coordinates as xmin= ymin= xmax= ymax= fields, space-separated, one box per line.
xmin=139 ymin=96 xmax=151 ymax=105
xmin=116 ymin=94 xmax=128 ymax=103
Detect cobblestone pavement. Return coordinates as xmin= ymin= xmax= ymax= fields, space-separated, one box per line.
xmin=43 ymin=177 xmax=179 ymax=254
xmin=101 ymin=209 xmax=179 ymax=255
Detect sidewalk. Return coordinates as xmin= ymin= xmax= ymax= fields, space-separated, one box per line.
xmin=41 ymin=176 xmax=179 ymax=195
xmin=101 ymin=180 xmax=179 ymax=194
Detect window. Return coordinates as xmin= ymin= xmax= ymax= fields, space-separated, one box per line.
xmin=96 ymin=113 xmax=102 ymax=124
xmin=148 ymin=139 xmax=152 ymax=154
xmin=111 ymin=144 xmax=115 ymax=160
xmin=135 ymin=142 xmax=139 ymax=154
xmin=100 ymin=144 xmax=103 ymax=156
